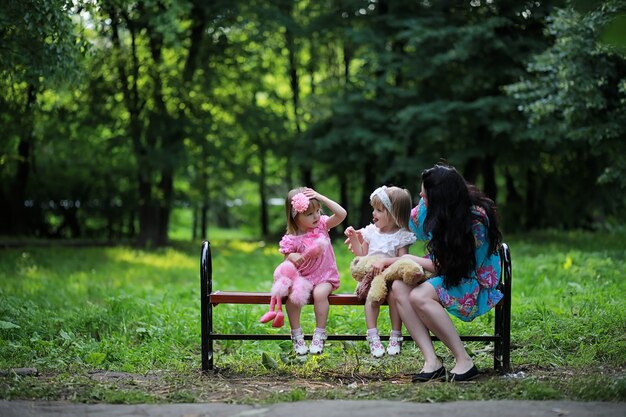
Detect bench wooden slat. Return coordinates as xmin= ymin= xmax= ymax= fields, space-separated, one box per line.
xmin=210 ymin=291 xmax=367 ymax=306
xmin=209 ymin=290 xmax=505 ymax=307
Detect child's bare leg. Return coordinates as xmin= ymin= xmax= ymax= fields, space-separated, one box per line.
xmin=286 ymin=299 xmax=307 ymax=354
xmin=312 ymin=282 xmax=332 ymax=328
xmin=365 ymin=300 xmax=381 ymax=330
xmin=365 ymin=299 xmax=385 ymax=357
xmin=285 ymin=299 xmax=302 ymax=330
xmin=388 ymin=294 xmax=402 ymax=332
xmin=386 ymin=292 xmax=404 ymax=355
xmin=309 ymin=282 xmax=332 ymax=354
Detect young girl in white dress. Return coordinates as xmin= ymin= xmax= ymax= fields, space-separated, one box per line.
xmin=344 ymin=186 xmax=416 ymax=357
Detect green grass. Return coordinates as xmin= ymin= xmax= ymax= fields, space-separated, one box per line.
xmin=0 ymin=229 xmax=625 ymax=403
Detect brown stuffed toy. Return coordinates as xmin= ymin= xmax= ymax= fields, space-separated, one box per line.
xmin=350 ymin=256 xmax=430 ymax=303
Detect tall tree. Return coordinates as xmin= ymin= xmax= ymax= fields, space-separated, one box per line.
xmin=506 ymin=1 xmax=626 ymax=228
xmin=96 ymin=0 xmax=238 ymax=246
xmin=0 ymin=0 xmax=82 ymax=235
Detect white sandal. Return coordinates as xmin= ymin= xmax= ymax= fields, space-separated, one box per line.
xmin=292 ymin=333 xmax=308 ymax=355
xmin=367 ymin=334 xmax=385 ymax=358
xmin=386 ymin=335 xmax=403 ymax=356
xmin=309 ymin=331 xmax=326 ymax=355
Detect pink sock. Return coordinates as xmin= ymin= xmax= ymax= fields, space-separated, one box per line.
xmin=391 ymin=330 xmax=402 ymax=337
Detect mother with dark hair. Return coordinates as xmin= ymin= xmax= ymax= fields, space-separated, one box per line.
xmin=381 ymin=163 xmax=503 ymax=382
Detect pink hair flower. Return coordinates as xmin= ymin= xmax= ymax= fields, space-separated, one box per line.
xmin=291 ymin=193 xmax=310 ymax=217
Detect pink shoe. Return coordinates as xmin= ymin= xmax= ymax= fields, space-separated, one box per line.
xmin=259 ymin=311 xmax=277 ymax=323
xmin=271 ymin=311 xmax=284 ymax=328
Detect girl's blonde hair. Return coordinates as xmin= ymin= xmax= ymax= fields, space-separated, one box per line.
xmin=370 ymin=186 xmax=412 ymax=230
xmin=285 ymin=187 xmax=321 ymax=235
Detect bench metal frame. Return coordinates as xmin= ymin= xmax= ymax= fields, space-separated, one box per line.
xmin=201 ymin=241 xmax=511 ymax=373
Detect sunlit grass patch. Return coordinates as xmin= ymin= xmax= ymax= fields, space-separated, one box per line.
xmin=107 ymin=248 xmax=195 ymax=271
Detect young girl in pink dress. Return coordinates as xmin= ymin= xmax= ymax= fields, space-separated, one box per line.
xmin=261 ymin=187 xmax=346 ymax=355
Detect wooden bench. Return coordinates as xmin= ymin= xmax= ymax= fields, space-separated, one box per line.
xmin=200 ymin=241 xmax=512 ymax=373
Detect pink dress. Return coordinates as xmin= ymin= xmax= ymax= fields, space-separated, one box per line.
xmin=278 ymin=215 xmax=340 ymax=290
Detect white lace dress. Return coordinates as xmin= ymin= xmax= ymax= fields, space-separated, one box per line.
xmin=361 ymin=224 xmax=416 ymax=257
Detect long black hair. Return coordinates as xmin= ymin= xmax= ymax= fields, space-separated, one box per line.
xmin=421 ymin=164 xmax=502 ymax=288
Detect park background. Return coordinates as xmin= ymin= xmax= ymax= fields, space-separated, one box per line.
xmin=1 ymin=0 xmax=625 ymax=404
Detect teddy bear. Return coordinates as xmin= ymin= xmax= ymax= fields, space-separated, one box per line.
xmin=259 ymin=236 xmax=328 ymax=328
xmin=350 ymin=255 xmax=429 ymax=303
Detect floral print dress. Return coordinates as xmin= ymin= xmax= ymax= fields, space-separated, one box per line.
xmin=409 ymin=198 xmax=503 ymax=322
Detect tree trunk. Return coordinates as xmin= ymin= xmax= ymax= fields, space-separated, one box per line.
xmin=110 ymin=10 xmax=156 ymax=245
xmin=201 ymin=201 xmax=208 ymax=240
xmin=259 ymin=146 xmax=269 ymax=237
xmin=359 ymin=165 xmax=377 ymax=228
xmin=156 ymin=169 xmax=173 ymax=246
xmin=199 ymin=136 xmax=210 ymax=240
xmin=339 ymin=172 xmax=349 ymax=228
xmin=137 ymin=179 xmax=158 ymax=247
xmin=8 ymin=84 xmax=37 ymax=235
xmin=504 ymin=168 xmax=523 ymax=232
xmin=482 ymin=155 xmax=497 ymax=203
xmin=463 ymin=157 xmax=481 ymax=185
xmin=192 ymin=206 xmax=198 ymax=240
xmin=525 ymin=168 xmax=537 ymax=230
xmin=127 ymin=210 xmax=136 ymax=238
xmin=282 ymin=3 xmax=312 ymax=188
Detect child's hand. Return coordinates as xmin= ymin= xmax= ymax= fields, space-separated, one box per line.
xmin=343 ymin=226 xmax=363 ymax=245
xmin=304 ymin=188 xmax=346 ymax=230
xmin=302 ymin=188 xmax=321 ymax=201
xmin=344 ymin=227 xmax=364 ymax=255
xmin=286 ymin=253 xmax=304 ymax=268
xmin=344 ymin=227 xmax=360 ymax=245
xmin=344 ymin=227 xmax=363 ymax=241
xmin=371 ymin=259 xmax=389 ymax=275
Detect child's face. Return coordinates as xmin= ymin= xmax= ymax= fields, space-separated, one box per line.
xmin=372 ymin=203 xmax=394 ymax=232
xmin=295 ymin=206 xmax=321 ymax=232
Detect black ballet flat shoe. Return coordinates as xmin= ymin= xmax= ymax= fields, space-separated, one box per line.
xmin=411 ymin=366 xmax=446 ymax=382
xmin=449 ymin=365 xmax=479 ymax=382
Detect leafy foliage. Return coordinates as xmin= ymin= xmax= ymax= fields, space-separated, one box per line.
xmin=1 ymin=1 xmax=626 ymax=241
xmin=0 ymin=0 xmax=83 ymax=85
xmin=506 ymin=2 xmax=626 ymax=227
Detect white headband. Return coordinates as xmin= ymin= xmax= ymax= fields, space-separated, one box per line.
xmin=370 ymin=186 xmax=393 ymax=214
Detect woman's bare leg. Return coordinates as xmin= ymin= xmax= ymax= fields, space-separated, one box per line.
xmin=387 ymin=294 xmax=402 ymax=332
xmin=409 ymin=283 xmax=473 ymax=374
xmin=390 ymin=280 xmax=441 ymax=372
